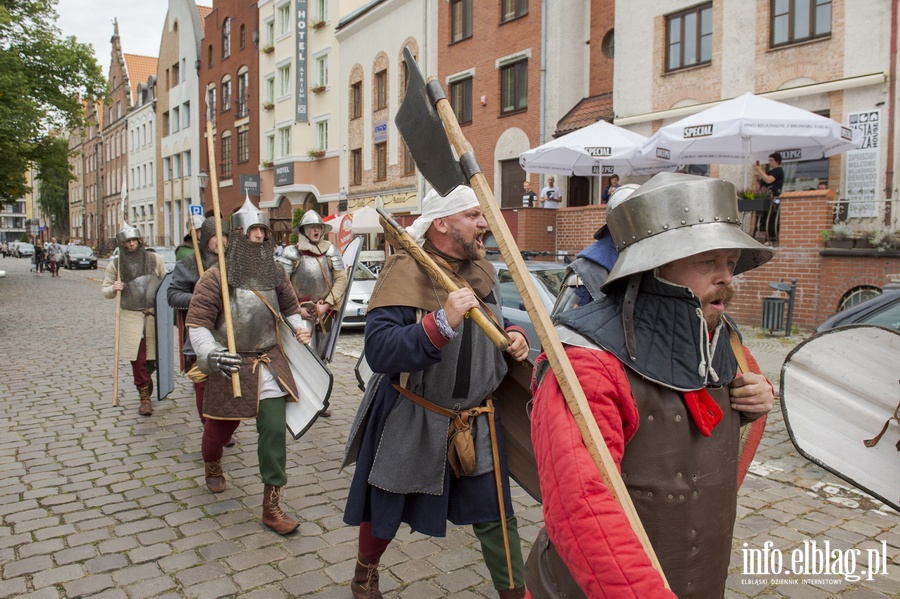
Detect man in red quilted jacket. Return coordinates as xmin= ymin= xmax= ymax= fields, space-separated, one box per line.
xmin=527 ymin=172 xmax=776 ymax=598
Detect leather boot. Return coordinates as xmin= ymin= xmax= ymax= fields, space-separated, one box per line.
xmin=137 ymin=385 xmax=153 ymax=416
xmin=262 ymin=484 xmax=299 ymax=535
xmin=497 ymin=587 xmax=525 ymax=599
xmin=204 ymin=460 xmax=226 ymax=493
xmin=351 ymin=553 xmax=382 ymax=599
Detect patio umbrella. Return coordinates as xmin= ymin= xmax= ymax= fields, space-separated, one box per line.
xmin=519 ymin=119 xmax=675 ymax=177
xmin=639 ymin=92 xmax=862 ymax=169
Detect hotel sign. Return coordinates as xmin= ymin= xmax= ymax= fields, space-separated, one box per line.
xmin=295 ymin=0 xmax=308 ymax=122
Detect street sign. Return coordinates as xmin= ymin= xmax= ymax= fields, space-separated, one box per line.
xmin=190 ymin=205 xmax=203 ymax=216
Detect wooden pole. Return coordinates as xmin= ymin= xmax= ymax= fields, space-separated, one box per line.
xmin=378 ymin=212 xmax=510 ymax=351
xmin=430 ymin=81 xmax=669 ymax=587
xmin=189 ymin=217 xmax=203 ymax=275
xmin=112 ymin=265 xmax=121 ymax=407
xmin=204 ymin=120 xmax=242 ymax=399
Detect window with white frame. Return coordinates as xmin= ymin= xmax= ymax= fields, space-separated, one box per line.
xmin=316 ymin=120 xmax=328 ymax=151
xmin=266 ymin=134 xmax=275 ymax=161
xmin=265 ymin=76 xmax=275 ymax=103
xmin=278 ymin=126 xmax=291 ymax=157
xmin=237 ymin=70 xmax=249 ymax=118
xmin=182 ymin=101 xmax=190 ymax=128
xmin=265 ymin=19 xmax=274 ymax=46
xmin=183 ymin=151 xmax=191 ymax=176
xmin=171 ymin=106 xmax=181 ymax=132
xmin=278 ymin=64 xmax=291 ymax=97
xmin=277 ymin=3 xmax=291 ymax=36
xmin=223 ymin=18 xmax=231 ymax=58
xmin=316 ymin=55 xmax=328 ymax=87
xmin=315 ymin=0 xmax=327 ymax=21
xmin=222 ymin=76 xmax=232 ymax=111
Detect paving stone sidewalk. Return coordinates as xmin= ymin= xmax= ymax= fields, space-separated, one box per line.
xmin=0 ymin=256 xmax=896 ymax=598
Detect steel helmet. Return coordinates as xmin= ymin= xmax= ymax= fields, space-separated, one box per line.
xmin=231 ymin=195 xmax=269 ymax=233
xmin=115 ymin=222 xmax=142 ymax=244
xmin=602 ymin=172 xmax=774 ymax=291
xmin=298 ymin=210 xmax=333 ymax=235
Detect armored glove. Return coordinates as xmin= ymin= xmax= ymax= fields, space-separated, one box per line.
xmin=207 ymin=347 xmax=242 ymax=377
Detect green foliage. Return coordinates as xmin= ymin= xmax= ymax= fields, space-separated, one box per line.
xmin=289 ymin=207 xmax=304 ymax=243
xmin=34 ymin=135 xmax=72 ymax=234
xmin=0 ymin=0 xmax=106 ymax=205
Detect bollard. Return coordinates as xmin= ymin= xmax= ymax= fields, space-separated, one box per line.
xmin=767 ymin=278 xmax=798 ymax=336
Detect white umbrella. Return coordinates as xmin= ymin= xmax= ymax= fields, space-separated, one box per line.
xmin=519 ymin=119 xmax=675 ymax=177
xmin=639 ymin=92 xmax=862 ymax=167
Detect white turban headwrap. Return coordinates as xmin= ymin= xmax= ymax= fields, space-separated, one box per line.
xmin=405 ymin=185 xmax=480 ymax=245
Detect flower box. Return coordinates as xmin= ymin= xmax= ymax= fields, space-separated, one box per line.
xmin=262 ymin=102 xmax=274 ymax=110
xmin=311 ymin=20 xmax=326 ymax=30
xmin=261 ymin=45 xmax=274 ymax=54
xmin=310 ymin=84 xmax=326 ymax=94
xmin=307 ymin=150 xmax=326 ymax=159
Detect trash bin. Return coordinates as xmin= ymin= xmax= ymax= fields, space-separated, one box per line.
xmin=761 ymin=297 xmax=786 ymax=332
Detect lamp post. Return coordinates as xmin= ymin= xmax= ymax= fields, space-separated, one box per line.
xmin=197 ymin=170 xmax=209 ymax=215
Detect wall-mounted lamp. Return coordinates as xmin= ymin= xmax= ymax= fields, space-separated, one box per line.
xmin=480 ymin=95 xmax=487 ymax=106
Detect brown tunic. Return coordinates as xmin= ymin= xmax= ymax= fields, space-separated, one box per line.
xmin=185 ymin=267 xmax=301 ymax=420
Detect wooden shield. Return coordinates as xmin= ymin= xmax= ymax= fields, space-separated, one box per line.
xmin=781 ymin=325 xmax=900 ymax=512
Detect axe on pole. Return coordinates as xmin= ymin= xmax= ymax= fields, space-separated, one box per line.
xmin=394 ymin=47 xmax=669 ymax=588
xmin=204 ymin=120 xmax=242 ymax=400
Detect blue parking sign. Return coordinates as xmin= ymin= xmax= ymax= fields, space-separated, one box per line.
xmin=190 ymin=205 xmax=203 ymax=216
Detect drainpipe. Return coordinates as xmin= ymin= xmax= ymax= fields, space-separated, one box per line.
xmin=884 ymin=0 xmax=897 ymax=225
xmin=540 ymin=0 xmax=548 ymax=149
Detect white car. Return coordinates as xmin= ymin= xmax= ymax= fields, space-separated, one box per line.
xmin=341 ymin=262 xmax=379 ymax=329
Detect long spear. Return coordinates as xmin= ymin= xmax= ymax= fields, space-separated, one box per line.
xmin=112 ymin=175 xmax=128 ymax=406
xmin=204 ymin=119 xmax=241 ymax=399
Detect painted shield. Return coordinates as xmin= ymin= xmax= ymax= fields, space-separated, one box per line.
xmin=319 ymin=236 xmax=363 ymax=363
xmin=282 ymin=320 xmax=334 ymax=440
xmin=153 ymin=271 xmax=176 ymax=401
xmin=781 ymin=325 xmax=900 ymax=512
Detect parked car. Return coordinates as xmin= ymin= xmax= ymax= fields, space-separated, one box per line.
xmin=341 ymin=262 xmax=379 ymax=329
xmin=14 ymin=243 xmax=34 ymax=258
xmin=64 ymin=245 xmax=98 ymax=270
xmin=146 ymin=246 xmax=177 ymax=272
xmin=815 ymin=283 xmax=900 ymax=333
xmin=491 ymin=259 xmax=567 ymax=361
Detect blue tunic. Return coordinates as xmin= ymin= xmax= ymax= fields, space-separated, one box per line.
xmin=343 ymin=305 xmax=516 ymax=540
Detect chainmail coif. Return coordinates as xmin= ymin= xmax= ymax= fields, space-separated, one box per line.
xmin=225 ymin=229 xmax=282 ymax=290
xmin=118 ymin=241 xmax=157 ymax=284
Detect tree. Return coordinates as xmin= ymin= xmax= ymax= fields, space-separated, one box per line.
xmin=34 ymin=135 xmax=72 ymax=236
xmin=290 ymin=207 xmax=305 ymax=243
xmin=0 ymin=0 xmax=105 ymax=205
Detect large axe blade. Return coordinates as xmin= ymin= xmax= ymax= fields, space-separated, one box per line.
xmin=395 ymin=45 xmax=669 ymax=588
xmin=395 ymin=48 xmax=466 ymax=196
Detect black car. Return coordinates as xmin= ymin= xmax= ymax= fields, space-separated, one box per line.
xmin=65 ymin=245 xmax=98 ymax=270
xmin=815 ymin=284 xmax=900 ymax=333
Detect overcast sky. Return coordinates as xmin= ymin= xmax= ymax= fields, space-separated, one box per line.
xmin=55 ymin=0 xmax=213 ymax=75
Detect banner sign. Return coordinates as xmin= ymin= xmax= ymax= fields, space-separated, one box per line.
xmin=845 ymin=110 xmax=880 ymax=219
xmin=240 ymin=175 xmax=260 ymax=197
xmin=275 ymin=163 xmax=295 ymax=187
xmin=295 ymin=0 xmax=308 ymax=123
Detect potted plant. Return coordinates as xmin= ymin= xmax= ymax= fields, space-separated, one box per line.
xmin=260 ymin=160 xmax=274 ymax=169
xmin=307 ymin=149 xmax=326 ymax=159
xmin=262 ymin=102 xmax=274 ymax=110
xmin=827 ymin=222 xmax=854 ymax=249
xmin=310 ymin=84 xmax=326 ymax=94
xmin=736 ymin=188 xmax=769 ymax=213
xmin=261 ymin=44 xmax=274 ymax=54
xmin=311 ymin=19 xmax=326 ymax=30
xmin=867 ymin=226 xmax=898 ymax=252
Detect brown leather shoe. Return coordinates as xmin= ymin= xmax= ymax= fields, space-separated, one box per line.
xmin=351 ymin=553 xmax=383 ymax=599
xmin=262 ymin=484 xmax=299 ymax=535
xmin=204 ymin=460 xmax=226 ymax=493
xmin=497 ymin=587 xmax=525 ymax=599
xmin=320 ymin=408 xmax=332 ymax=418
xmin=137 ymin=385 xmax=153 ymax=416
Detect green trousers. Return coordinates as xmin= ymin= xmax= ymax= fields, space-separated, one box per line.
xmin=256 ymin=396 xmax=287 ymax=487
xmin=473 ymin=515 xmax=525 ymax=590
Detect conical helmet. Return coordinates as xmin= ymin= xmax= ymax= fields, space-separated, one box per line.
xmin=298 ymin=210 xmax=332 ymax=235
xmin=231 ymin=195 xmax=269 ymax=233
xmin=602 ymin=172 xmax=774 ymax=291
xmin=115 ymin=222 xmax=142 ymax=244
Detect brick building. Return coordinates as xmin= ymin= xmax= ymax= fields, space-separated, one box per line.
xmin=201 ymin=0 xmax=260 ymax=221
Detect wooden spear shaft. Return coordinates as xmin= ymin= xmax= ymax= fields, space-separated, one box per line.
xmin=205 ymin=120 xmax=241 ymax=399
xmin=377 ymin=210 xmax=510 ymax=351
xmin=112 ymin=265 xmax=121 ymax=407
xmin=429 ymin=80 xmax=669 ymax=587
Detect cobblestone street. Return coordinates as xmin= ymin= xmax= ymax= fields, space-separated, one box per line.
xmin=0 ymin=256 xmax=897 ymax=598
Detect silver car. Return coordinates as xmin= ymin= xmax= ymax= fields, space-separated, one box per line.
xmin=491 ymin=259 xmax=567 ymax=362
xmin=341 ymin=262 xmax=379 ymax=329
